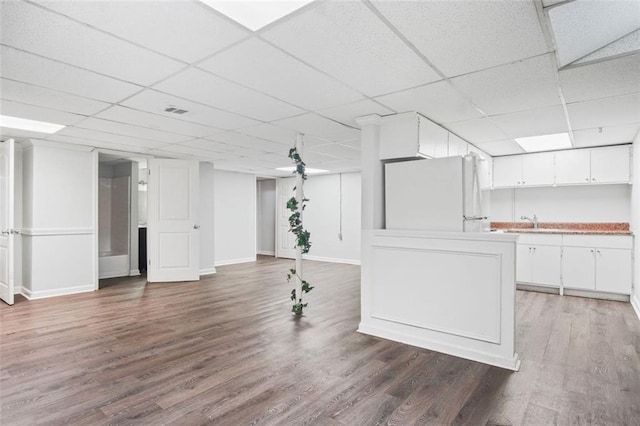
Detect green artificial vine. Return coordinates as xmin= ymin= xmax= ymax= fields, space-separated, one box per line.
xmin=287 ymin=146 xmax=313 ymax=315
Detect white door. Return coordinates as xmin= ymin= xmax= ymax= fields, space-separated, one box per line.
xmin=531 ymin=245 xmax=562 ymax=287
xmin=0 ymin=139 xmax=15 ymax=305
xmin=276 ymin=177 xmax=296 ymax=259
xmin=562 ymin=247 xmax=595 ymax=290
xmin=147 ymin=159 xmax=199 ymax=282
xmin=595 ymin=248 xmax=632 ymax=294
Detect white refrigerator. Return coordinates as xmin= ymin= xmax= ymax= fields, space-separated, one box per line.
xmin=385 ymin=154 xmax=487 ymax=232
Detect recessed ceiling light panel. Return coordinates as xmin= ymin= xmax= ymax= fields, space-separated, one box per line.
xmin=0 ymin=114 xmax=66 ymax=134
xmin=199 ymin=0 xmax=314 ymax=31
xmin=514 ymin=132 xmax=572 ymax=153
xmin=276 ymin=166 xmax=328 ymax=174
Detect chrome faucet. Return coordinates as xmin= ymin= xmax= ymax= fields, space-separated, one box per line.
xmin=521 ymin=214 xmax=538 ymax=229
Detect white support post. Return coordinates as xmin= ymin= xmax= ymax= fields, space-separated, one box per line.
xmin=295 ymin=133 xmax=304 ymax=308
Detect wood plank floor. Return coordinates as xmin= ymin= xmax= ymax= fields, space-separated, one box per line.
xmin=1 ymin=256 xmax=639 ymax=425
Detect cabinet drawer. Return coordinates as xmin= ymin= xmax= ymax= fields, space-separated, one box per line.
xmin=516 ymin=234 xmax=562 ymax=246
xmin=562 ymin=235 xmax=632 ymax=249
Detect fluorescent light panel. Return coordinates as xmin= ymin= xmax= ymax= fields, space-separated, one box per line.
xmin=514 ymin=132 xmax=572 ymax=153
xmin=199 ymin=0 xmax=314 ymax=31
xmin=276 ymin=166 xmax=328 ymax=174
xmin=0 ymin=114 xmax=66 ymax=134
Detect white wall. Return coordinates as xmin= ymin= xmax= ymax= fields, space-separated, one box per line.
xmin=199 ymin=162 xmax=215 ymax=274
xmin=214 ymin=170 xmax=256 ymax=266
xmin=281 ymin=172 xmax=361 ymax=264
xmin=21 ymin=141 xmax=96 ymax=299
xmin=257 ymin=179 xmax=276 ymax=255
xmin=630 ymin=134 xmax=640 ymax=318
xmin=490 ymin=185 xmax=631 ymax=223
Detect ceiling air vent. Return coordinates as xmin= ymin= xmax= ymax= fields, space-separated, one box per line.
xmin=164 ymin=106 xmax=189 ymax=115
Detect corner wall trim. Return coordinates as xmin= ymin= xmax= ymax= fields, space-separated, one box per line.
xmin=129 ymin=269 xmax=141 ymax=277
xmin=21 ymin=284 xmax=95 ymax=300
xmin=200 ymin=267 xmax=217 ymax=276
xmin=631 ymin=294 xmax=640 ymax=322
xmin=215 ymin=257 xmax=256 ymax=267
xmin=303 ymin=255 xmax=361 ymax=266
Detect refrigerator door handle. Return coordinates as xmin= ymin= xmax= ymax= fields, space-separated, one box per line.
xmin=463 ymin=216 xmax=488 ymax=221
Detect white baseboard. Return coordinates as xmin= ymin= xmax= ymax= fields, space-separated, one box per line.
xmin=631 ymin=294 xmax=640 ymax=322
xmin=129 ymin=269 xmax=140 ymax=276
xmin=257 ymin=250 xmax=275 ymax=256
xmin=563 ymin=288 xmax=630 ymax=302
xmin=303 ymin=255 xmax=361 ymax=266
xmin=21 ymin=284 xmax=95 ymax=300
xmin=215 ymin=256 xmax=256 ymax=267
xmin=200 ymin=267 xmax=217 ymax=276
xmin=99 ymin=272 xmax=130 ymax=280
xmin=358 ymin=322 xmax=520 ymax=372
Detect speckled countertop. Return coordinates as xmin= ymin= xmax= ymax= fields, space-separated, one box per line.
xmin=490 ymin=222 xmax=632 ymax=235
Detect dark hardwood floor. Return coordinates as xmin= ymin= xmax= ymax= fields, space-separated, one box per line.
xmin=1 ymin=256 xmax=639 ymax=425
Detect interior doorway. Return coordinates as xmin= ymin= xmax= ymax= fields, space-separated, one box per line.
xmin=256 ymin=177 xmax=276 ymax=257
xmin=97 ymin=154 xmax=139 ymax=283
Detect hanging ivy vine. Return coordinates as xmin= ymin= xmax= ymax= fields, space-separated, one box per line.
xmin=287 ymin=146 xmax=313 ymax=315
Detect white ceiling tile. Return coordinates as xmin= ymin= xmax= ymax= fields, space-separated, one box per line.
xmin=1 ymin=1 xmax=184 ymax=85
xmin=309 ymin=143 xmax=361 ymax=160
xmin=490 ymin=106 xmax=568 ymax=139
xmin=559 ymin=53 xmax=640 ymax=103
xmin=317 ymin=99 xmax=394 ymax=128
xmin=573 ymin=123 xmax=640 ymax=148
xmin=120 ymin=90 xmax=259 ymax=131
xmin=0 ymin=127 xmax=53 ymax=140
xmin=451 ymin=55 xmax=561 ymax=116
xmin=374 ymin=81 xmax=481 ymax=123
xmin=272 ymin=113 xmax=360 ymax=142
xmin=154 ymin=144 xmax=232 ymax=160
xmin=206 ymin=131 xmax=290 ymax=153
xmin=371 ymin=0 xmax=550 ymax=77
xmin=184 ymin=139 xmax=257 ymax=157
xmin=154 ymin=68 xmax=303 ymax=122
xmin=74 ymin=118 xmax=191 ymax=144
xmin=199 ymin=38 xmax=363 ymax=110
xmin=548 ymin=0 xmax=640 ymax=67
xmin=339 ymin=138 xmax=361 ymax=149
xmin=32 ymin=1 xmax=249 ymax=63
xmin=54 ymin=127 xmax=168 ymax=149
xmin=567 ymin=93 xmax=640 ymax=130
xmin=297 ymin=150 xmax=342 ymax=165
xmin=237 ymin=123 xmax=298 ymax=145
xmin=45 ymin=133 xmax=156 ymax=153
xmin=0 ymin=46 xmax=142 ymax=103
xmin=444 ymin=118 xmax=509 ymax=143
xmin=262 ymin=1 xmax=440 ymax=97
xmin=0 ymin=100 xmax=85 ymax=126
xmin=94 ymin=106 xmax=221 ymax=138
xmin=0 ymin=78 xmax=109 ymax=115
xmin=473 ymin=140 xmax=525 ymax=156
xmin=144 ymin=148 xmax=197 ymax=160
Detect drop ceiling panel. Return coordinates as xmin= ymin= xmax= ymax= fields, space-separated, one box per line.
xmin=574 ymin=29 xmax=640 ymax=65
xmin=120 ymin=89 xmax=260 ymax=130
xmin=308 ymin=143 xmax=361 ymax=160
xmin=199 ymin=38 xmax=363 ymax=110
xmin=206 ymin=131 xmax=289 ymax=153
xmin=45 ymin=133 xmax=157 ymax=153
xmin=371 ymin=0 xmax=549 ymax=77
xmin=0 ymin=100 xmax=85 ymax=126
xmin=490 ymin=106 xmax=568 ymax=139
xmin=374 ymin=81 xmax=482 ymax=124
xmin=94 ymin=106 xmax=221 ymax=138
xmin=444 ymin=118 xmax=509 ymax=143
xmin=548 ymin=0 xmax=640 ymax=67
xmin=74 ymin=118 xmax=191 ymax=144
xmin=559 ymin=53 xmax=640 ymax=103
xmin=567 ymin=93 xmax=640 ymax=130
xmin=0 ymin=127 xmax=53 ymax=140
xmin=185 ymin=139 xmax=258 ymax=157
xmin=317 ymin=99 xmax=394 ymax=128
xmin=0 ymin=46 xmax=142 ymax=103
xmin=154 ymin=144 xmax=232 ymax=160
xmin=1 ymin=1 xmax=184 ymax=85
xmin=272 ymin=113 xmax=359 ymax=142
xmin=31 ymin=0 xmax=249 ymax=63
xmin=237 ymin=123 xmax=298 ymax=145
xmin=451 ymin=55 xmax=561 ymax=115
xmin=0 ymin=78 xmax=109 ymax=115
xmin=473 ymin=140 xmax=525 ymax=156
xmin=154 ymin=68 xmax=303 ymax=122
xmin=296 ymin=150 xmax=342 ymax=164
xmin=54 ymin=127 xmax=168 ymax=149
xmin=262 ymin=1 xmax=440 ymax=97
xmin=573 ymin=123 xmax=640 ymax=147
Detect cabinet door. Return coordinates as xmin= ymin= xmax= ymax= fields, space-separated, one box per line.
xmin=516 ymin=245 xmax=532 ymax=283
xmin=448 ymin=134 xmax=468 ymax=157
xmin=531 ymin=245 xmax=562 ymax=286
xmin=555 ymin=149 xmax=590 ymax=185
xmin=590 ymin=145 xmax=630 ymax=184
xmin=418 ymin=116 xmax=448 ymax=158
xmin=562 ymin=247 xmax=595 ymax=290
xmin=522 ymin=152 xmax=555 ymax=186
xmin=493 ymin=156 xmax=522 ymax=188
xmin=595 ymin=249 xmax=632 ymax=294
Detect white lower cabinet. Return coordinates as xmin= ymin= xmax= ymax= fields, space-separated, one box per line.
xmin=561 ymin=247 xmax=595 ymax=290
xmin=594 ymin=248 xmax=632 ymax=294
xmin=516 ymin=235 xmax=562 ymax=287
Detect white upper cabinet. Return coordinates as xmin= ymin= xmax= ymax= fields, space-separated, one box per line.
xmin=492 ymin=145 xmax=631 ymax=188
xmin=448 ymin=133 xmax=468 ymax=157
xmin=555 ymin=149 xmax=590 ymax=185
xmin=418 ymin=116 xmax=448 ymax=158
xmin=590 ymin=145 xmax=631 ymax=184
